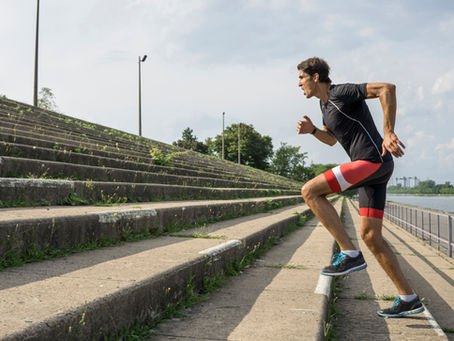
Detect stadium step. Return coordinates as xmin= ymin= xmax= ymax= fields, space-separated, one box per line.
xmin=0 ymin=195 xmax=302 ymax=263
xmin=0 ymin=201 xmax=310 ymax=341
xmin=149 ymin=199 xmax=342 ymax=341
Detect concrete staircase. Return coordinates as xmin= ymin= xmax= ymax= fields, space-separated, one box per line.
xmin=0 ymin=97 xmax=308 ymax=340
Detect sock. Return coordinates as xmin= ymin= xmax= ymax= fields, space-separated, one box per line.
xmin=400 ymin=294 xmax=417 ymax=302
xmin=342 ymin=250 xmax=360 ymax=258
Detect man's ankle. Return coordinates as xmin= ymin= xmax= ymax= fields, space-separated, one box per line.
xmin=341 ymin=250 xmax=360 ymax=258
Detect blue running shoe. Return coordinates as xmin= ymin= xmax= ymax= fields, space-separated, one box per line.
xmin=377 ymin=296 xmax=425 ymax=318
xmin=320 ymin=251 xmax=367 ymax=276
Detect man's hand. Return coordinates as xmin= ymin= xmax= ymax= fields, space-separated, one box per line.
xmin=382 ymin=131 xmax=405 ymax=157
xmin=296 ymin=115 xmax=315 ymax=134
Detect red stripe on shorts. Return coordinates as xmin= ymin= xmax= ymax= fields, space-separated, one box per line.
xmin=324 ymin=169 xmax=341 ymax=193
xmin=340 ymin=160 xmax=381 ymax=186
xmin=359 ymin=207 xmax=384 ymax=219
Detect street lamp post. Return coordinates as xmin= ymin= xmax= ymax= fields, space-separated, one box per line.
xmin=33 ymin=0 xmax=40 ymax=107
xmin=238 ymin=123 xmax=241 ymax=164
xmin=222 ymin=112 xmax=225 ymax=160
xmin=138 ymin=54 xmax=147 ymax=136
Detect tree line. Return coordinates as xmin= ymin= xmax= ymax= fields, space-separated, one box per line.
xmin=173 ymin=124 xmax=336 ymax=182
xmin=388 ymin=180 xmax=454 ymax=195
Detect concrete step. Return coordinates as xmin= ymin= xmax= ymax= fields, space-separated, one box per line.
xmin=0 ymin=102 xmax=301 ymax=190
xmin=0 ymin=103 xmax=300 ymax=189
xmin=0 ymin=136 xmax=297 ymax=190
xmin=149 ymin=199 xmax=342 ymax=341
xmin=0 ymin=201 xmax=310 ymax=341
xmin=332 ymin=200 xmax=450 ymax=340
xmin=0 ymin=127 xmax=260 ymax=184
xmin=0 ymin=157 xmax=284 ymax=190
xmin=0 ymin=176 xmax=298 ymax=207
xmin=0 ymin=195 xmax=302 ymax=262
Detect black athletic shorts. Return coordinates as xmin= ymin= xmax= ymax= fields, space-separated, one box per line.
xmin=323 ymin=159 xmax=394 ymax=219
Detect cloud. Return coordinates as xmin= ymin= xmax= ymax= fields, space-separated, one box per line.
xmin=432 ymin=67 xmax=454 ymax=94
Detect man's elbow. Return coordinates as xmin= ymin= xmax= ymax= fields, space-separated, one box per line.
xmin=384 ymin=83 xmax=396 ymax=94
xmin=328 ymin=139 xmax=337 ymax=146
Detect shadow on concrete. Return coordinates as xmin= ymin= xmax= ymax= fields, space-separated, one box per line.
xmin=335 ymin=202 xmax=391 ymax=341
xmin=383 ymin=224 xmax=454 ymax=331
xmin=0 ymin=205 xmax=305 ymax=291
xmin=152 ymin=209 xmax=323 ymax=340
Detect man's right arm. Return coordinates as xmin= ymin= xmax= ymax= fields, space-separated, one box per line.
xmin=296 ymin=116 xmax=337 ymax=146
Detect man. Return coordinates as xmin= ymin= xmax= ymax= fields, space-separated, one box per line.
xmin=296 ymin=57 xmax=424 ymax=318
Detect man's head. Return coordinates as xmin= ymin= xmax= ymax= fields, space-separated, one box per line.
xmin=297 ymin=57 xmax=331 ymax=98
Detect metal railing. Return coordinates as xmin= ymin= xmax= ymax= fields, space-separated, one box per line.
xmin=384 ymin=201 xmax=453 ymax=259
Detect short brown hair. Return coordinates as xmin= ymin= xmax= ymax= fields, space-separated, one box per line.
xmin=297 ymin=57 xmax=331 ymax=83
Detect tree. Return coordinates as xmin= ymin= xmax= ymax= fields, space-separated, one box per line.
xmin=210 ymin=123 xmax=273 ymax=170
xmin=269 ymin=142 xmax=312 ymax=182
xmin=38 ymin=87 xmax=58 ymax=111
xmin=173 ymin=127 xmax=208 ymax=154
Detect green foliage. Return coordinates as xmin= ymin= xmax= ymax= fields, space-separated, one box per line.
xmin=38 ymin=87 xmax=58 ymax=111
xmin=209 ymin=123 xmax=273 ymax=170
xmin=149 ymin=148 xmax=183 ymax=166
xmin=388 ymin=179 xmax=454 ymax=195
xmin=173 ymin=127 xmax=208 ymax=154
xmin=269 ymin=142 xmax=311 ymax=182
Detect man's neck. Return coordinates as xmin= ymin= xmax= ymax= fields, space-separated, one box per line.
xmin=317 ymin=82 xmax=331 ymax=104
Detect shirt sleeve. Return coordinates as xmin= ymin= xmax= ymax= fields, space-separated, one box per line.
xmin=332 ymin=83 xmax=367 ymax=103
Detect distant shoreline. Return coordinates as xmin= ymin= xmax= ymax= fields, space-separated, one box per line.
xmin=387 ymin=192 xmax=454 ymax=197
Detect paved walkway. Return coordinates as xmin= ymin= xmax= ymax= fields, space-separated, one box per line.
xmin=149 ymin=199 xmax=454 ymax=340
xmin=334 ymin=200 xmax=452 ymax=341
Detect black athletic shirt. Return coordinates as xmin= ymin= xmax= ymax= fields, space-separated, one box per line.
xmin=320 ymin=83 xmax=392 ymax=163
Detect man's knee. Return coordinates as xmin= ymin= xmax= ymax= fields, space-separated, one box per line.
xmin=360 ymin=221 xmax=383 ymax=246
xmin=301 ymin=180 xmax=317 ymax=202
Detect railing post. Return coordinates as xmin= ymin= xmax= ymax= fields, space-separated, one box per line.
xmin=406 ymin=207 xmax=408 ymax=231
xmin=421 ymin=211 xmax=424 ymax=241
xmin=428 ymin=212 xmax=431 ymax=246
xmin=410 ymin=208 xmax=413 ymax=234
xmin=437 ymin=214 xmax=441 ymax=250
xmin=449 ymin=215 xmax=453 ymax=258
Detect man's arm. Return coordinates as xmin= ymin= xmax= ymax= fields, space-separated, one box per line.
xmin=366 ymin=83 xmax=406 ymax=158
xmin=296 ymin=115 xmax=337 ymax=146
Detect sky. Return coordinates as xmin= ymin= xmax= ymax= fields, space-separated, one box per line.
xmin=1 ymin=0 xmax=453 ymax=185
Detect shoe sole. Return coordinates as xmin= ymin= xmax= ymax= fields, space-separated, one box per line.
xmin=320 ymin=263 xmax=367 ymax=276
xmin=377 ymin=305 xmax=425 ymax=318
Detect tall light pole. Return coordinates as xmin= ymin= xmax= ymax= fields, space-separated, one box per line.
xmin=222 ymin=112 xmax=225 ymax=160
xmin=138 ymin=54 xmax=147 ymax=136
xmin=238 ymin=123 xmax=241 ymax=164
xmin=33 ymin=0 xmax=40 ymax=106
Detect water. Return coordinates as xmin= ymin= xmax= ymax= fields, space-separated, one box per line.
xmin=386 ymin=194 xmax=454 ymax=213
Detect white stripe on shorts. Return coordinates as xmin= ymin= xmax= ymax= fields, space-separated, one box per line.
xmin=332 ymin=165 xmax=352 ymax=191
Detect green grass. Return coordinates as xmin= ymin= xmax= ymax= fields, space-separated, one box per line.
xmin=442 ymin=327 xmax=454 ymax=334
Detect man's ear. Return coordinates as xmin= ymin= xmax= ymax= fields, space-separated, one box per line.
xmin=313 ymin=73 xmax=320 ymax=82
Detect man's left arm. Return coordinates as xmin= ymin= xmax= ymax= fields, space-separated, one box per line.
xmin=366 ymin=82 xmax=406 ymax=158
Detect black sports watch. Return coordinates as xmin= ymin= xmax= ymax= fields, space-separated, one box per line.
xmin=311 ymin=127 xmax=317 ymax=135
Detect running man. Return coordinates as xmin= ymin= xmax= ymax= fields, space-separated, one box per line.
xmin=296 ymin=57 xmax=424 ymax=318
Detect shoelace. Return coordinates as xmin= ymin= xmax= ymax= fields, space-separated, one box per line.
xmin=392 ymin=297 xmax=401 ymax=307
xmin=331 ymin=252 xmax=346 ymax=267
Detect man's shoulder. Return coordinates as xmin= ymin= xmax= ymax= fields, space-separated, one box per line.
xmin=330 ymin=83 xmax=368 ymax=101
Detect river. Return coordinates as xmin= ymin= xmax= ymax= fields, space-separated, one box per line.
xmin=386 ymin=194 xmax=454 ymax=214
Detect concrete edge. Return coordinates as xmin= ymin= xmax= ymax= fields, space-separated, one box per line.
xmin=2 ymin=207 xmax=312 ymax=340
xmin=0 ymin=196 xmax=303 ymax=263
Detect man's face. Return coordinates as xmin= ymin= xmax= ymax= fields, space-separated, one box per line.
xmin=298 ymin=70 xmax=316 ymax=98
